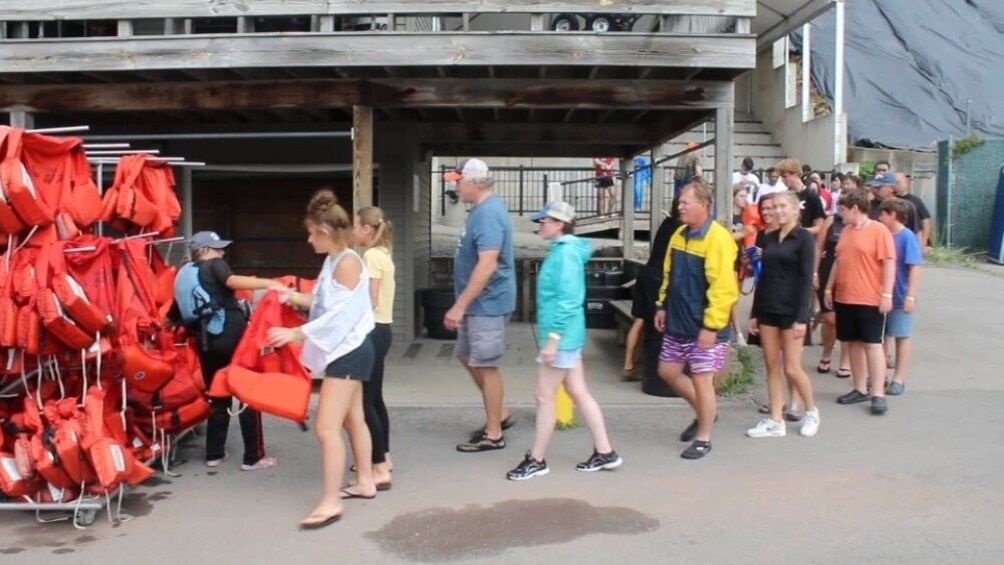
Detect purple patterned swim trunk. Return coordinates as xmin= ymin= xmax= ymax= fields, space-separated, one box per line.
xmin=659 ymin=334 xmax=729 ymax=374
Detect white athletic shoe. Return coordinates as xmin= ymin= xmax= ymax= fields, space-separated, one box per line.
xmin=800 ymin=409 xmax=820 ymax=437
xmin=746 ymin=418 xmax=786 ymax=438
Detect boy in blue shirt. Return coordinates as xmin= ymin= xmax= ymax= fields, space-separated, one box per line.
xmin=878 ymin=199 xmax=924 ymax=396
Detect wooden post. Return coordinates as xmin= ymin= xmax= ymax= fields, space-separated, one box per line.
xmin=714 ymin=103 xmax=735 ymax=223
xmin=620 ymin=158 xmax=635 ymax=259
xmin=650 ymin=147 xmax=665 ymax=242
xmin=353 ymin=105 xmax=374 ymax=214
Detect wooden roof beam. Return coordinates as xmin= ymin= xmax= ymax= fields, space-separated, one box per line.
xmin=0 ymin=34 xmax=755 ymax=73
xmin=0 ymin=78 xmax=735 ymax=113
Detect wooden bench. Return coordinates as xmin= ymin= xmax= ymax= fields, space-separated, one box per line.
xmin=610 ymin=299 xmax=635 ymax=346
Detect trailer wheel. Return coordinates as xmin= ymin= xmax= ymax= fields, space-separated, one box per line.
xmin=587 ymin=16 xmax=612 ymax=33
xmin=551 ymin=14 xmax=579 ymax=32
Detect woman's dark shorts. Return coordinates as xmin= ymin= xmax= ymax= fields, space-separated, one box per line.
xmin=324 ymin=336 xmax=375 ymax=382
xmin=756 ymin=312 xmax=800 ymax=330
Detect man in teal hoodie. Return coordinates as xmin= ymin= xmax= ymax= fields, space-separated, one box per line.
xmin=507 ymin=201 xmax=623 ymax=481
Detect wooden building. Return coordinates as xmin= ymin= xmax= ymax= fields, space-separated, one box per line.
xmin=0 ymin=1 xmax=762 ymax=340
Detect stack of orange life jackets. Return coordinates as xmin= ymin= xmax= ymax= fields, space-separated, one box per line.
xmin=0 ymin=127 xmax=203 ymax=509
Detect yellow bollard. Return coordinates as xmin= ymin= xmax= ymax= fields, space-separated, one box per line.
xmin=556 ymin=384 xmax=575 ymax=427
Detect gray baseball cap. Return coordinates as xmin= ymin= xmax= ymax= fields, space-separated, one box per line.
xmin=531 ymin=201 xmax=576 ymax=224
xmin=189 ymin=231 xmax=233 ymax=251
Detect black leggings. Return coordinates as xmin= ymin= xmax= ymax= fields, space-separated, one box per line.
xmin=199 ymin=330 xmax=265 ymax=466
xmin=364 ymin=323 xmax=393 ymax=464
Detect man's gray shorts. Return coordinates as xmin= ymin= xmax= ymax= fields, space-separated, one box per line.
xmin=456 ymin=315 xmax=510 ymax=368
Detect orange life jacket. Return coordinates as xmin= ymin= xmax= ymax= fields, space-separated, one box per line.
xmin=31 ymin=243 xmax=100 ymax=351
xmin=101 ymin=154 xmax=160 ymax=233
xmin=0 ymin=247 xmax=18 ymax=347
xmin=138 ymin=161 xmax=181 ymax=237
xmin=214 ymin=292 xmax=312 ymax=423
xmin=0 ymin=128 xmax=56 ymax=228
xmin=64 ymin=235 xmax=116 ymax=319
xmin=79 ymin=386 xmax=153 ymax=492
xmin=0 ymin=449 xmax=39 ymax=497
xmin=20 ymin=130 xmax=98 ymax=241
xmin=66 ymin=146 xmax=104 ymax=230
xmin=273 ymin=275 xmax=318 ymax=295
xmin=0 ymin=127 xmax=27 ymax=235
xmin=51 ymin=398 xmax=96 ymax=486
xmin=121 ymin=330 xmax=177 ymax=395
xmin=134 ymin=397 xmax=211 ymax=436
xmin=113 ymin=238 xmax=161 ymax=345
xmin=43 ymin=241 xmax=113 ymax=334
xmin=129 ymin=338 xmax=204 ymax=411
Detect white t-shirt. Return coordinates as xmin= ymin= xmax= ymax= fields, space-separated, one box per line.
xmin=300 ymin=250 xmax=375 ymax=375
xmin=752 ymin=180 xmax=788 ymax=204
xmin=733 ymin=171 xmax=761 ymax=204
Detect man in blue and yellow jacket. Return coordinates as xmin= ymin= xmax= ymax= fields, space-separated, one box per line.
xmin=654 ymin=180 xmax=739 ymax=460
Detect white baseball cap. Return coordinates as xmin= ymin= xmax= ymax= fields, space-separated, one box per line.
xmin=444 ymin=158 xmax=490 ymax=182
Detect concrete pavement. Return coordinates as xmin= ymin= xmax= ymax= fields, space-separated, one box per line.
xmin=2 ymin=265 xmax=1003 ymax=564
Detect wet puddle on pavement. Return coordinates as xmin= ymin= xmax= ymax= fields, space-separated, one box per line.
xmin=367 ymin=498 xmax=659 ymax=562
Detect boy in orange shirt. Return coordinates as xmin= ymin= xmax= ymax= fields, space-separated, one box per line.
xmin=823 ymin=189 xmax=896 ymax=415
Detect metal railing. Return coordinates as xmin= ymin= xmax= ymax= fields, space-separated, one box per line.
xmin=439 ymin=164 xmax=707 ymax=222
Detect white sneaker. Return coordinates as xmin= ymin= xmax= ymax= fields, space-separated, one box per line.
xmin=746 ymin=418 xmax=786 ymax=438
xmin=800 ymin=409 xmax=820 ymax=437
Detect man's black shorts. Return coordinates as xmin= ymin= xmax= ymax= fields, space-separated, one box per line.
xmin=835 ymin=302 xmax=886 ymax=344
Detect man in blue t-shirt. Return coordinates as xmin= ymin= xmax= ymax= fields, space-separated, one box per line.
xmin=444 ymin=158 xmax=517 ymax=453
xmin=878 ymin=199 xmax=924 ymax=396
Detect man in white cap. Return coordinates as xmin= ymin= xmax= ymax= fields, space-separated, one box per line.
xmin=443 ymin=159 xmax=517 ymax=452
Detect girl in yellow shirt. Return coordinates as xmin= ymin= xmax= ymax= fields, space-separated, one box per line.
xmin=354 ymin=206 xmax=396 ymax=487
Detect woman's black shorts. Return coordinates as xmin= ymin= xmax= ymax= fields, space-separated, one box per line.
xmin=756 ymin=312 xmax=800 ymax=330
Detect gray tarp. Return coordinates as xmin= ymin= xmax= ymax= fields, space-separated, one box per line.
xmin=791 ymin=0 xmax=1004 ymax=150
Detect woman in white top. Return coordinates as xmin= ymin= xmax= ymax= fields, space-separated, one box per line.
xmin=267 ymin=190 xmax=377 ymax=530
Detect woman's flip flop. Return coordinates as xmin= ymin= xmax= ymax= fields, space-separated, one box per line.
xmin=340 ymin=487 xmax=376 ymax=500
xmin=300 ymin=513 xmax=342 ymax=530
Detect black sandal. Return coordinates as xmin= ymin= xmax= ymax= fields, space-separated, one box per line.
xmin=681 ymin=440 xmax=712 ymax=460
xmin=817 ymin=359 xmax=832 ymax=374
